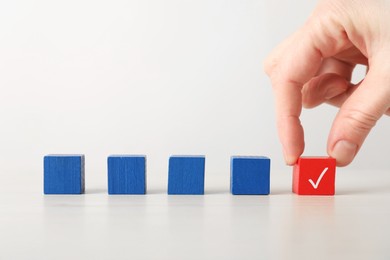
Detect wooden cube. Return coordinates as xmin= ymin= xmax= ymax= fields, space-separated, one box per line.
xmin=168 ymin=156 xmax=205 ymax=195
xmin=230 ymin=156 xmax=270 ymax=195
xmin=44 ymin=154 xmax=85 ymax=194
xmin=293 ymin=157 xmax=336 ymax=195
xmin=108 ymin=155 xmax=146 ymax=195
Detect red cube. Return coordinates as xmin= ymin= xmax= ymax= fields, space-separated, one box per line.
xmin=293 ymin=157 xmax=336 ymax=195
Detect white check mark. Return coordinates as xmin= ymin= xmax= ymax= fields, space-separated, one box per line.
xmin=308 ymin=167 xmax=328 ymax=189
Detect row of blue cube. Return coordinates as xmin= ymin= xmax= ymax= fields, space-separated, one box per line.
xmin=43 ymin=155 xmax=270 ymax=195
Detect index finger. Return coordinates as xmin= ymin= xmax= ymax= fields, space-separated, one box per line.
xmin=264 ymin=22 xmax=345 ymax=164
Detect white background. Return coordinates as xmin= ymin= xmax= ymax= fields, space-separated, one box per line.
xmin=0 ymin=1 xmax=390 ymax=259
xmin=0 ymin=0 xmax=389 ymax=179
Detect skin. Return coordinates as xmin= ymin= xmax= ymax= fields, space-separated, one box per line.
xmin=264 ymin=0 xmax=390 ymax=167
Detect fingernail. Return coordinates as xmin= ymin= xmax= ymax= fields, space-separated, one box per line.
xmin=331 ymin=140 xmax=358 ymax=166
xmin=283 ymin=149 xmax=296 ymax=166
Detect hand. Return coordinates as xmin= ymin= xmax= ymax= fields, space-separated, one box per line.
xmin=264 ymin=0 xmax=390 ymax=167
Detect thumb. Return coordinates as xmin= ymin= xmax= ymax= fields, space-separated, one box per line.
xmin=327 ymin=65 xmax=390 ymax=166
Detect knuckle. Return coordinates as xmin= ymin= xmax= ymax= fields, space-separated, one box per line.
xmin=263 ymin=55 xmax=277 ymax=76
xmin=277 ymin=115 xmax=302 ymax=129
xmin=343 ymin=108 xmax=378 ymax=133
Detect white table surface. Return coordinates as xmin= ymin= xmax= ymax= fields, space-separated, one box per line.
xmin=1 ymin=168 xmax=389 ymax=260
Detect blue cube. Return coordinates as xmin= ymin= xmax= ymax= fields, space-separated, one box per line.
xmin=231 ymin=156 xmax=270 ymax=195
xmin=108 ymin=155 xmax=146 ymax=195
xmin=168 ymin=156 xmax=205 ymax=195
xmin=44 ymin=154 xmax=85 ymax=194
